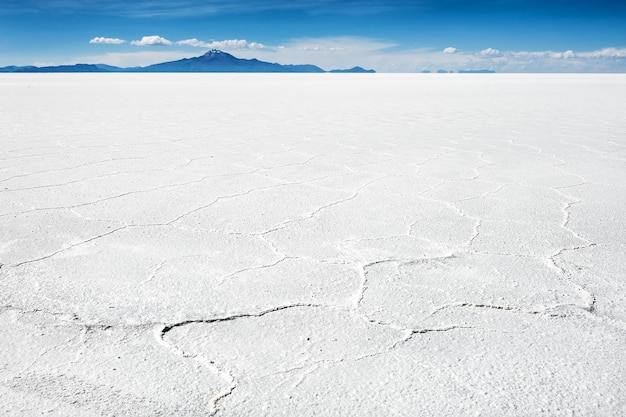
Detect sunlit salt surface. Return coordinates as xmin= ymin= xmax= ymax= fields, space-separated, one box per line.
xmin=1 ymin=73 xmax=625 ymax=416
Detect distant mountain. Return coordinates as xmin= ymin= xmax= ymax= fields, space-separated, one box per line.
xmin=1 ymin=50 xmax=374 ymax=74
xmin=94 ymin=64 xmax=130 ymax=72
xmin=0 ymin=65 xmax=36 ymax=72
xmin=1 ymin=64 xmax=109 ymax=72
xmin=329 ymin=66 xmax=376 ymax=73
xmin=418 ymin=69 xmax=497 ymax=74
xmin=20 ymin=64 xmax=109 ymax=73
xmin=458 ymin=69 xmax=496 ymax=73
xmin=142 ymin=49 xmax=325 ymax=73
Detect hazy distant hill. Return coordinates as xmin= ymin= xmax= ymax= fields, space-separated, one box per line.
xmin=0 ymin=65 xmax=36 ymax=72
xmin=17 ymin=64 xmax=109 ymax=73
xmin=0 ymin=50 xmax=375 ymax=73
xmin=0 ymin=64 xmax=108 ymax=73
xmin=329 ymin=66 xmax=376 ymax=73
xmin=458 ymin=69 xmax=496 ymax=73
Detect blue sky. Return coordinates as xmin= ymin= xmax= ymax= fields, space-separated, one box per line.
xmin=1 ymin=0 xmax=625 ymax=72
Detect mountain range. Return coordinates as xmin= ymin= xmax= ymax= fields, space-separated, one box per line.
xmin=0 ymin=50 xmax=375 ymax=73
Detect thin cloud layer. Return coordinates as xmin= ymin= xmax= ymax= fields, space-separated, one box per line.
xmin=89 ymin=37 xmax=126 ymax=44
xmin=75 ymin=51 xmax=197 ymax=67
xmin=507 ymin=48 xmax=626 ymax=60
xmin=477 ymin=47 xmax=626 ymax=72
xmin=177 ymin=39 xmax=265 ymax=49
xmin=1 ymin=0 xmax=447 ymax=17
xmin=131 ymin=35 xmax=172 ymax=46
xmin=572 ymin=48 xmax=626 ymax=58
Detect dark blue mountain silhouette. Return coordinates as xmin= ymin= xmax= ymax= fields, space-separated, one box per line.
xmin=0 ymin=65 xmax=36 ymax=72
xmin=0 ymin=50 xmax=376 ymax=73
xmin=141 ymin=49 xmax=325 ymax=72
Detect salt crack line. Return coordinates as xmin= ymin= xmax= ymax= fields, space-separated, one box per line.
xmin=167 ymin=172 xmax=377 ymax=229
xmin=468 ymin=217 xmax=482 ymax=247
xmin=1 ymin=166 xmax=271 ymax=217
xmin=0 ymin=166 xmax=183 ymax=193
xmin=265 ymin=338 xmax=421 ymax=392
xmin=353 ymin=258 xmax=414 ymax=311
xmin=0 ymin=304 xmax=158 ymax=332
xmin=353 ymin=261 xmax=374 ymax=310
xmin=547 ymin=184 xmax=598 ymax=314
xmin=449 ymin=184 xmax=506 ymax=203
xmin=551 ymin=158 xmax=590 ymax=185
xmin=469 ymin=151 xmax=496 ymax=180
xmin=163 ymin=180 xmax=293 ymax=226
xmin=424 ymin=302 xmax=546 ymax=321
xmin=552 ymin=187 xmax=596 ymax=245
xmin=414 ymin=193 xmax=483 ymax=250
xmin=158 ymin=303 xmax=329 ymax=336
xmin=137 ymin=260 xmax=168 ymax=287
xmin=390 ymin=325 xmax=478 ymax=350
xmin=11 ymin=225 xmax=129 ymax=268
xmin=413 ymin=148 xmax=453 ymax=176
xmin=259 ymin=175 xmax=389 ymax=237
xmin=153 ymin=325 xmax=236 ymax=416
xmin=216 ymin=256 xmax=292 ymax=285
xmin=256 ymin=153 xmax=320 ymax=171
xmin=547 ymin=250 xmax=598 ymax=314
xmin=16 ymin=331 xmax=85 ymax=378
xmin=0 ymin=148 xmax=195 ymax=186
xmin=155 ymin=303 xmax=334 ymax=413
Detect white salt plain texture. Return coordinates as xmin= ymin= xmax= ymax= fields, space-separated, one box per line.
xmin=1 ymin=73 xmax=625 ymax=416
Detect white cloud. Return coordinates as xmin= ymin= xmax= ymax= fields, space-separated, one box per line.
xmin=443 ymin=47 xmax=457 ymax=54
xmin=131 ymin=35 xmax=172 ymax=46
xmin=176 ymin=39 xmax=265 ymax=49
xmin=480 ymin=48 xmax=501 ymax=57
xmin=89 ymin=37 xmax=126 ymax=45
xmin=176 ymin=38 xmax=207 ymax=48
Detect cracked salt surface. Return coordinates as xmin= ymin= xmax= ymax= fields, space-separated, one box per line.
xmin=1 ymin=73 xmax=625 ymax=416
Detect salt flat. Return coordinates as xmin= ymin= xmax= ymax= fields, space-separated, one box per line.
xmin=1 ymin=73 xmax=625 ymax=416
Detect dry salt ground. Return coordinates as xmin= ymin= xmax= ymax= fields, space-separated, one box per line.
xmin=1 ymin=73 xmax=625 ymax=416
